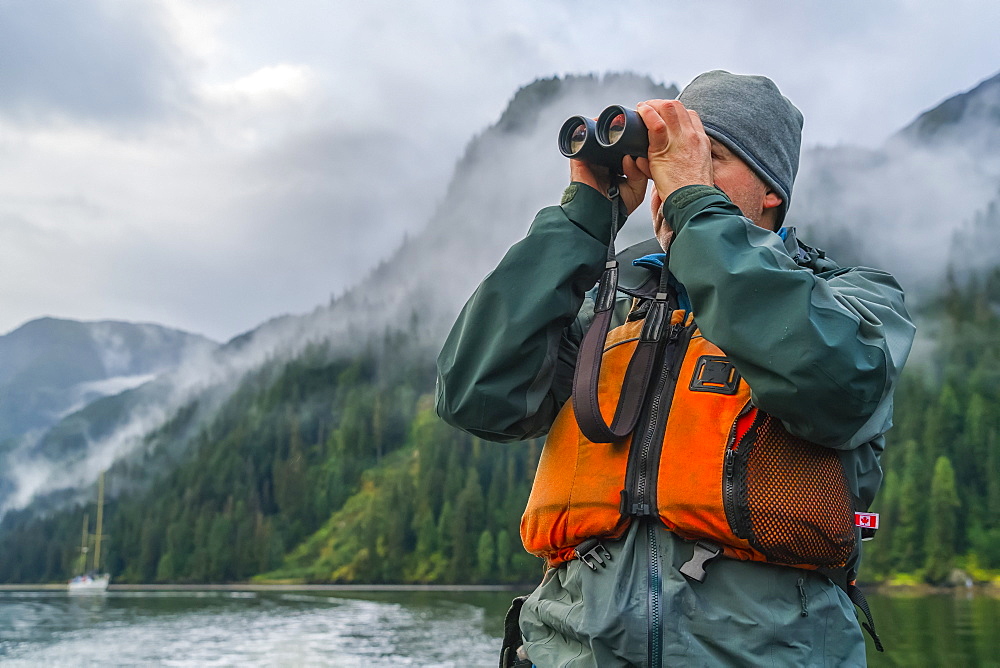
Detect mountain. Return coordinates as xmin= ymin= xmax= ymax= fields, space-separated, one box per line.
xmin=790 ymin=70 xmax=1000 ymax=296
xmin=0 ymin=318 xmax=217 ymax=516
xmin=0 ymin=317 xmax=216 ymax=442
xmin=3 ymin=69 xmax=1000 ymax=585
xmin=897 ymin=70 xmax=1000 ymax=152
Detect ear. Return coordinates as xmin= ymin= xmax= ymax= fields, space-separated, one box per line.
xmin=762 ymin=190 xmax=783 ymax=210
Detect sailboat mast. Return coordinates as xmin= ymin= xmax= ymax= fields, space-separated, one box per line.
xmin=80 ymin=512 xmax=90 ymax=571
xmin=94 ymin=473 xmax=105 ymax=572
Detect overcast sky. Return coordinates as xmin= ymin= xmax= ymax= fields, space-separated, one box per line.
xmin=1 ymin=0 xmax=997 ymax=342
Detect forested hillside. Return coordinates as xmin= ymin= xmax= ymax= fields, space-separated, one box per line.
xmin=864 ymin=268 xmax=1000 ymax=582
xmin=0 ymin=329 xmax=543 ymax=584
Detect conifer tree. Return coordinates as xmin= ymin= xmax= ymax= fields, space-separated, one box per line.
xmin=476 ymin=530 xmax=495 ymax=581
xmin=496 ymin=528 xmax=512 ymax=580
xmin=924 ymin=456 xmax=960 ymax=583
xmin=891 ymin=439 xmax=923 ymax=571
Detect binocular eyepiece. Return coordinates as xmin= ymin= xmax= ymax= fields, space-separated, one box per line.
xmin=558 ymin=105 xmax=648 ymax=172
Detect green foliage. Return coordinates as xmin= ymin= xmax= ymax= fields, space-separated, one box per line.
xmin=262 ymin=407 xmax=541 ymax=584
xmin=865 ymin=269 xmax=1000 ymax=581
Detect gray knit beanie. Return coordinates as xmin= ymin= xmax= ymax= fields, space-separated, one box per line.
xmin=677 ymin=70 xmax=803 ymax=225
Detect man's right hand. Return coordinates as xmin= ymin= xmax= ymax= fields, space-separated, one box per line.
xmin=569 ymin=155 xmax=649 ymax=216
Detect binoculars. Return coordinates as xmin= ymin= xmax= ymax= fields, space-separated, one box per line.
xmin=558 ymin=105 xmax=648 ymax=171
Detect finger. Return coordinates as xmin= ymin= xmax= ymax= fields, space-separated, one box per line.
xmin=666 ymin=100 xmax=698 ymax=137
xmin=658 ymin=101 xmax=685 ymax=140
xmin=621 ymin=156 xmax=649 ymax=197
xmin=643 ymin=100 xmax=695 ymax=150
xmin=634 ymin=156 xmax=652 ymax=179
xmin=621 ymin=155 xmax=646 ymax=181
xmin=687 ymin=109 xmax=706 ymax=136
xmin=637 ymin=102 xmax=668 ymax=153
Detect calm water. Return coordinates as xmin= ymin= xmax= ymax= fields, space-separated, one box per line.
xmin=0 ymin=587 xmax=996 ymax=666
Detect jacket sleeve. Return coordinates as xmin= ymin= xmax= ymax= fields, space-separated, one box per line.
xmin=435 ymin=183 xmax=622 ymax=442
xmin=664 ymin=185 xmax=916 ymax=449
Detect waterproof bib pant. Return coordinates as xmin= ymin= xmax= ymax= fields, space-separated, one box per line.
xmin=520 ymin=522 xmax=866 ymax=668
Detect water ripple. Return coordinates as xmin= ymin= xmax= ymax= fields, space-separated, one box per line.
xmin=0 ymin=591 xmax=503 ymax=667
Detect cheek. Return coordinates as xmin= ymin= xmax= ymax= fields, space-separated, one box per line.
xmin=715 ymin=169 xmax=766 ymax=218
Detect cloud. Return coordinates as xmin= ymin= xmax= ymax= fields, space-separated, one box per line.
xmin=0 ymin=0 xmax=188 ymax=125
xmin=201 ymin=64 xmax=315 ymax=106
xmin=0 ymin=0 xmax=999 ymax=343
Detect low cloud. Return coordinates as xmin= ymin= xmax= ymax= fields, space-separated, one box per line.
xmin=0 ymin=0 xmax=998 ymax=344
xmin=0 ymin=0 xmax=188 ymax=125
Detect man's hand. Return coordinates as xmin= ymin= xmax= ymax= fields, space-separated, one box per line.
xmin=636 ymin=99 xmax=713 ymax=205
xmin=649 ymin=186 xmax=673 ymax=252
xmin=569 ymin=154 xmax=650 ymax=216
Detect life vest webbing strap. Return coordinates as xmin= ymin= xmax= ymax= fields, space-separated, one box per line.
xmin=498 ymin=595 xmax=531 ymax=668
xmin=821 ymin=565 xmax=885 ymax=652
xmin=847 ymin=582 xmax=884 ymax=652
xmin=573 ymin=296 xmax=668 ymax=442
xmin=572 ymin=183 xmax=672 ymax=443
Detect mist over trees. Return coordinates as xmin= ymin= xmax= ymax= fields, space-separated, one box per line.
xmin=0 ymin=329 xmax=543 ymax=584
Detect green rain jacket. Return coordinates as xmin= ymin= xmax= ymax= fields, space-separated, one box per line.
xmin=436 ymin=183 xmax=915 ymax=667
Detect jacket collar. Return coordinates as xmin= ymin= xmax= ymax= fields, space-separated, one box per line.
xmin=615 ymin=227 xmax=840 ymax=301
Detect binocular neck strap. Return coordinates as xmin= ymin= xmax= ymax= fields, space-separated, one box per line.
xmin=572 ymin=182 xmax=673 ymax=443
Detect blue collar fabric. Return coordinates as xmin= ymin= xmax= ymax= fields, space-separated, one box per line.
xmin=631 ymin=253 xmax=691 ymax=313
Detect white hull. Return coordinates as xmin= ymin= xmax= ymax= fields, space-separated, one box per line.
xmin=68 ymin=574 xmax=110 ymax=594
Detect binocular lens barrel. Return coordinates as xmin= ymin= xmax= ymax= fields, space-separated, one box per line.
xmin=558 ymin=116 xmax=614 ymax=167
xmin=558 ymin=105 xmax=649 ymax=172
xmin=596 ymin=105 xmax=648 ymax=156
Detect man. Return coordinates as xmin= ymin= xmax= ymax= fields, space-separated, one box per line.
xmin=437 ymin=71 xmax=915 ymax=666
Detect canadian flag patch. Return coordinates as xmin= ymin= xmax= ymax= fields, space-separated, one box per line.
xmin=855 ymin=512 xmax=880 ymax=529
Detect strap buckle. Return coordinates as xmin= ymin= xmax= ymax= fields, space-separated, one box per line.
xmin=574 ymin=538 xmax=612 ymax=571
xmin=679 ymin=540 xmax=722 ymax=582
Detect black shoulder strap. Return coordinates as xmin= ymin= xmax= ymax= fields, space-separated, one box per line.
xmin=572 ymin=184 xmax=672 ymax=443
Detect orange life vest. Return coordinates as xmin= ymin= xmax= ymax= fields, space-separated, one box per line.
xmin=520 ymin=307 xmax=857 ymax=570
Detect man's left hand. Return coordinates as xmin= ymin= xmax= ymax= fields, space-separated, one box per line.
xmin=636 ymin=100 xmax=714 ymax=203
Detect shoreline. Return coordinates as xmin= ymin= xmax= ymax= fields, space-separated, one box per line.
xmin=0 ymin=583 xmax=529 ymax=592
xmin=868 ymin=581 xmax=1000 ymax=597
xmin=3 ymin=581 xmax=998 ymax=597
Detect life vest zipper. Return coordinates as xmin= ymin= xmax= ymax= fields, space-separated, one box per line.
xmin=723 ymin=404 xmax=763 ymax=540
xmin=622 ymin=320 xmax=692 ymax=518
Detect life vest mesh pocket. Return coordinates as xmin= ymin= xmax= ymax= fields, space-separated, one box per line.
xmin=741 ymin=415 xmax=856 ymax=568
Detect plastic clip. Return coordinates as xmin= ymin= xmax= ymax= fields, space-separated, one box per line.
xmin=679 ymin=541 xmax=722 ymax=582
xmin=574 ymin=538 xmax=612 ymax=571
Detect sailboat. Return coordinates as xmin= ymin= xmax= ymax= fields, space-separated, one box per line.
xmin=68 ymin=472 xmax=110 ymax=594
